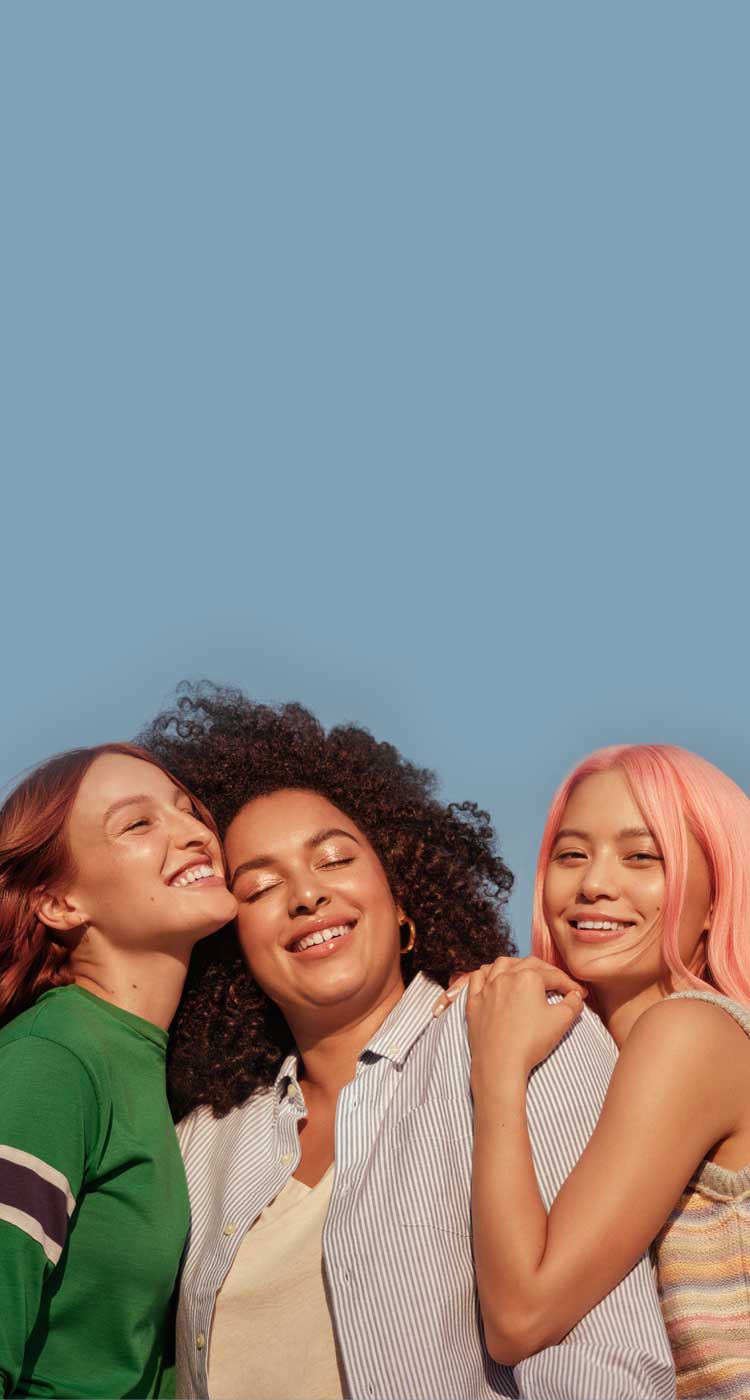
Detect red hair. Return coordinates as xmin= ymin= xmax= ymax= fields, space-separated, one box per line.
xmin=0 ymin=742 xmax=218 ymax=1027
xmin=531 ymin=744 xmax=750 ymax=1005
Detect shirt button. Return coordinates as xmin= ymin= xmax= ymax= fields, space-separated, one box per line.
xmin=196 ymin=1333 xmax=206 ymax=1350
xmin=286 ymin=1082 xmax=297 ymax=1097
xmin=223 ymin=1222 xmax=237 ymax=1236
xmin=281 ymin=1151 xmax=294 ymax=1165
xmin=388 ymin=1044 xmax=400 ymax=1057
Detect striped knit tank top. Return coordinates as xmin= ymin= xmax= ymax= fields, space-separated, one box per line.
xmin=654 ymin=991 xmax=750 ymax=1399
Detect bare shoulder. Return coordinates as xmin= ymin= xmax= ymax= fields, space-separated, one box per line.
xmin=634 ymin=994 xmax=750 ymax=1048
xmin=621 ymin=995 xmax=750 ymax=1097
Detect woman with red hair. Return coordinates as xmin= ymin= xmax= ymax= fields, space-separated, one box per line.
xmin=461 ymin=744 xmax=750 ymax=1399
xmin=0 ymin=743 xmax=237 ymax=1398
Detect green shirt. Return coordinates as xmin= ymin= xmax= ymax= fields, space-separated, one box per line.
xmin=0 ymin=986 xmax=189 ymax=1398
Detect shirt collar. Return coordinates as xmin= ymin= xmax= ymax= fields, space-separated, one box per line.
xmin=363 ymin=972 xmax=443 ymax=1067
xmin=274 ymin=1049 xmax=301 ymax=1100
xmin=272 ymin=971 xmax=443 ymax=1095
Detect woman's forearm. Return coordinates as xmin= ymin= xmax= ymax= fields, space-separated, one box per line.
xmin=471 ymin=1058 xmax=556 ymax=1362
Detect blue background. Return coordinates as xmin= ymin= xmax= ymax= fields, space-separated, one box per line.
xmin=2 ymin=3 xmax=748 ymax=951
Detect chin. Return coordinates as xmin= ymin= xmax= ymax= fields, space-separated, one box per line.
xmin=197 ymin=892 xmax=237 ymax=925
xmin=311 ymin=974 xmax=367 ymax=1005
xmin=183 ymin=908 xmax=235 ymax=943
xmin=301 ymin=966 xmax=375 ymax=1011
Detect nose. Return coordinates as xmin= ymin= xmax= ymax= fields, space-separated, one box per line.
xmin=287 ymin=869 xmax=330 ymax=917
xmin=577 ymin=850 xmax=620 ymax=902
xmin=173 ymin=807 xmax=214 ymax=853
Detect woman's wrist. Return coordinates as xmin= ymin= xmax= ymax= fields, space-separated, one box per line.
xmin=470 ymin=1054 xmax=530 ymax=1107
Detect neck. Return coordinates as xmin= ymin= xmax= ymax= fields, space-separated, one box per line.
xmin=592 ymin=979 xmax=664 ymax=1047
xmin=288 ymin=975 xmax=405 ymax=1098
xmin=592 ymin=946 xmax=710 ymax=1047
xmin=71 ymin=946 xmax=192 ymax=1031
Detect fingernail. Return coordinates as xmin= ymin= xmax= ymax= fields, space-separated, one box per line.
xmin=445 ymin=986 xmax=462 ymax=1000
xmin=432 ymin=1003 xmax=446 ymax=1018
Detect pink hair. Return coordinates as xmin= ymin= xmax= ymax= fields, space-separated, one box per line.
xmin=531 ymin=744 xmax=750 ymax=1004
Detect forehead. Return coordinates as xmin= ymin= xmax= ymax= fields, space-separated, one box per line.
xmin=559 ymin=768 xmax=646 ymax=832
xmin=225 ymin=789 xmax=359 ymax=856
xmin=72 ymin=753 xmax=175 ymax=825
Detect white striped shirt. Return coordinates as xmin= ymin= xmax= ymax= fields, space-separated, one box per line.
xmin=176 ymin=973 xmax=675 ymax=1400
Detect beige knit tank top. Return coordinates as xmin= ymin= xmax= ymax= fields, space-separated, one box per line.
xmin=653 ymin=991 xmax=750 ymax=1399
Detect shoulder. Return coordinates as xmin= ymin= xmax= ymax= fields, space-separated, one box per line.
xmin=627 ymin=993 xmax=749 ymax=1060
xmin=0 ymin=1026 xmax=102 ymax=1170
xmin=531 ymin=1001 xmax=619 ymax=1086
xmin=612 ymin=995 xmax=749 ymax=1123
xmin=177 ymin=1087 xmax=276 ymax=1160
xmin=0 ymin=991 xmax=103 ymax=1113
xmin=1 ymin=986 xmax=85 ymax=1043
xmin=518 ymin=1006 xmax=620 ymax=1149
xmin=176 ymin=1101 xmax=216 ymax=1153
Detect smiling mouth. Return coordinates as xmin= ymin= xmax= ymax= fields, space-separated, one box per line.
xmin=570 ymin=920 xmax=634 ymax=932
xmin=169 ymin=863 xmax=221 ymax=889
xmin=289 ymin=921 xmax=356 ymax=954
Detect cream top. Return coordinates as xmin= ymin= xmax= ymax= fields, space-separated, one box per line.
xmin=207 ymin=1164 xmax=347 ymax=1400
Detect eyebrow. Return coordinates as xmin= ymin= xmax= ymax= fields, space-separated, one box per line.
xmin=554 ymin=826 xmax=655 ymax=842
xmin=230 ymin=827 xmax=360 ymax=888
xmin=103 ymin=787 xmax=185 ymax=824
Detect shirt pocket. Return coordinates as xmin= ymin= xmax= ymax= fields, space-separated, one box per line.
xmin=387 ymin=1097 xmax=473 ymax=1237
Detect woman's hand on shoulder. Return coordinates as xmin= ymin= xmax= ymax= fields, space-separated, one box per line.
xmin=433 ymin=956 xmax=587 ymax=1080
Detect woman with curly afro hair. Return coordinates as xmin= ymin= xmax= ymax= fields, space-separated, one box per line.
xmin=139 ymin=684 xmax=674 ymax=1400
xmin=142 ymin=684 xmax=514 ymax=1119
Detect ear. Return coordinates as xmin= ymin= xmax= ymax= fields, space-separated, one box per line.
xmin=35 ymin=889 xmax=88 ymax=936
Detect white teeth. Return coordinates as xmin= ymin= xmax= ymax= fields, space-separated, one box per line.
xmin=293 ymin=923 xmax=351 ymax=953
xmin=575 ymin=920 xmax=629 ymax=932
xmin=171 ymin=863 xmax=214 ymax=888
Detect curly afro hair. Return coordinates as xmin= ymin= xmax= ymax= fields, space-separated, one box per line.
xmin=139 ymin=683 xmax=516 ymax=1118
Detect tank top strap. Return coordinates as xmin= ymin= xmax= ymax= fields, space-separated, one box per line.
xmin=667 ymin=989 xmax=750 ymax=1038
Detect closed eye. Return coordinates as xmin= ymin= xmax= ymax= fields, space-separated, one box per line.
xmin=320 ymin=857 xmax=354 ymax=869
xmin=242 ymin=885 xmax=279 ymax=903
xmin=125 ymin=819 xmax=150 ymax=832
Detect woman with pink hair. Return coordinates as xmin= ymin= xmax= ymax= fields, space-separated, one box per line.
xmin=459 ymin=745 xmax=750 ymax=1399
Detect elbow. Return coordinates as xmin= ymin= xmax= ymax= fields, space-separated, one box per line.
xmin=483 ymin=1305 xmax=560 ymax=1367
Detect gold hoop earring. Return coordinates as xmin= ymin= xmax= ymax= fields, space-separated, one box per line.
xmin=399 ymin=914 xmax=417 ymax=956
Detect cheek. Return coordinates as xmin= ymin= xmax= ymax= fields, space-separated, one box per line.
xmin=339 ymin=860 xmax=396 ymax=915
xmin=234 ymin=909 xmax=262 ymax=960
xmin=233 ymin=908 xmax=280 ymax=981
xmin=103 ymin=841 xmax=162 ymax=884
xmin=364 ymin=875 xmax=400 ymax=935
xmin=542 ymin=868 xmax=567 ymax=919
xmin=76 ymin=858 xmax=135 ymax=907
xmin=633 ymin=873 xmax=665 ymax=917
